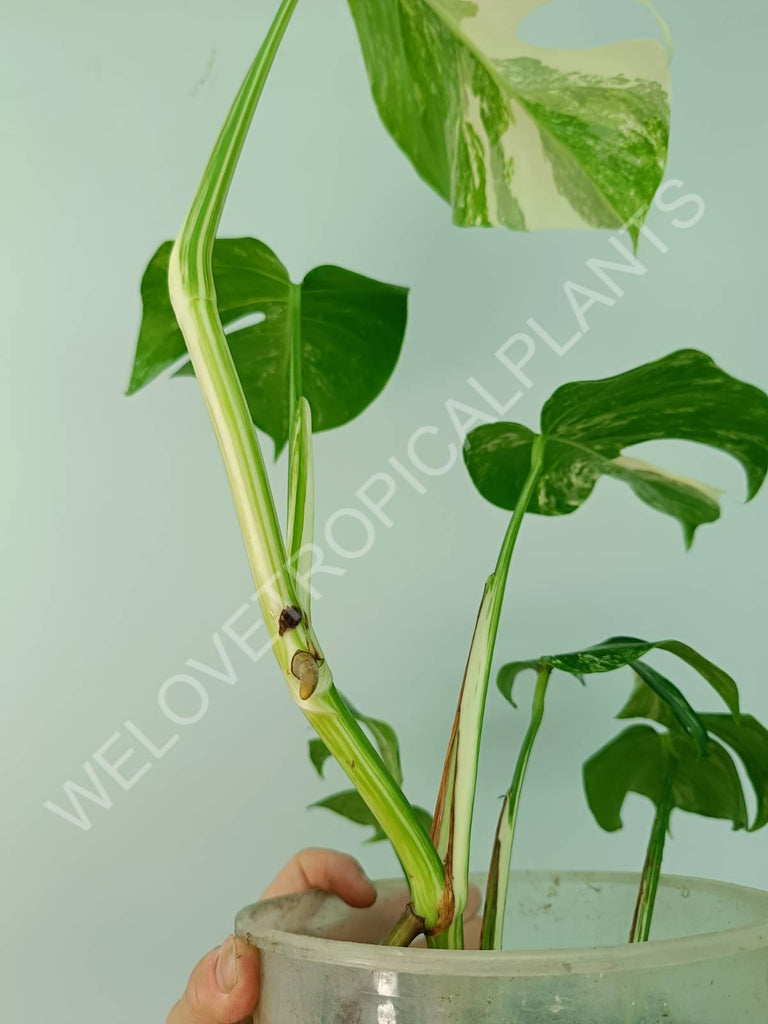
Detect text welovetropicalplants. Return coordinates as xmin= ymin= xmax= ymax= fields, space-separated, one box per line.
xmin=129 ymin=0 xmax=768 ymax=953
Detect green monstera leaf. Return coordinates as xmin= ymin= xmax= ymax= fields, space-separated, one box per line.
xmin=619 ymin=682 xmax=768 ymax=832
xmin=128 ymin=239 xmax=408 ymax=454
xmin=584 ymin=668 xmax=768 ymax=941
xmin=465 ymin=350 xmax=768 ymax=546
xmin=497 ymin=637 xmax=740 ymax=756
xmin=347 ymin=0 xmax=670 ymax=241
xmin=583 ymin=724 xmax=750 ymax=833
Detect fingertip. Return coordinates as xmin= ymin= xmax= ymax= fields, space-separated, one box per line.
xmin=335 ymin=855 xmax=377 ymax=908
xmin=217 ymin=938 xmax=261 ymax=1022
xmin=348 ymin=871 xmax=378 ymax=908
xmin=170 ymin=938 xmax=260 ymax=1024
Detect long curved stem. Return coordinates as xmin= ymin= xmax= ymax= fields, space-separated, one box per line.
xmin=481 ymin=664 xmax=551 ymax=949
xmin=167 ymin=0 xmax=444 ymax=929
xmin=431 ymin=436 xmax=546 ymax=947
xmin=630 ymin=759 xmax=675 ymax=942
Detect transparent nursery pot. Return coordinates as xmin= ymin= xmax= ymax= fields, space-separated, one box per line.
xmin=235 ymin=870 xmax=768 ymax=1022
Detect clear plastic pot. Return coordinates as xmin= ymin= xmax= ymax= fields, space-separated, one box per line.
xmin=235 ymin=870 xmax=768 ymax=1022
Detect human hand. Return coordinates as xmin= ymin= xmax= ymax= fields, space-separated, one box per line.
xmin=166 ymin=848 xmax=377 ymax=1024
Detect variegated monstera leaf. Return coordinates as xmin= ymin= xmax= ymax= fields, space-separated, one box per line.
xmin=348 ymin=0 xmax=670 ymax=241
xmin=465 ymin=350 xmax=768 ymax=546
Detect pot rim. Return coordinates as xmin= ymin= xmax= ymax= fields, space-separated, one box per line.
xmin=235 ymin=870 xmax=768 ymax=978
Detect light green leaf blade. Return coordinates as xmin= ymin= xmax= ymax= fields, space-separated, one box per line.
xmin=465 ymin=350 xmax=768 ymax=544
xmin=347 ymin=0 xmax=670 ymax=240
xmin=583 ymin=725 xmax=749 ymax=833
xmin=129 ymin=240 xmax=408 ymax=453
xmin=603 ymin=458 xmax=723 ymax=549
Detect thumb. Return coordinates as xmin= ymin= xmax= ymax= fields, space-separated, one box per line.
xmin=167 ymin=935 xmax=259 ymax=1024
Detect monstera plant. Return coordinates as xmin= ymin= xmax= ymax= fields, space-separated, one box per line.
xmin=129 ymin=0 xmax=768 ymax=964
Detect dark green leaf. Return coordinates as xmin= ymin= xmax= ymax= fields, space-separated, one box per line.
xmin=618 ymin=671 xmax=683 ymax=732
xmin=413 ymin=804 xmax=435 ymax=837
xmin=310 ymin=789 xmax=432 ymax=844
xmin=615 ymin=648 xmax=739 ymax=724
xmin=308 ymin=737 xmax=332 ymax=778
xmin=310 ymin=790 xmax=387 ymax=842
xmin=496 ymin=660 xmax=539 ymax=706
xmin=583 ymin=725 xmax=749 ymax=833
xmin=308 ymin=705 xmax=404 ymax=787
xmin=657 ymin=640 xmax=740 ymax=716
xmin=465 ymin=350 xmax=768 ymax=545
xmin=357 ymin=715 xmax=404 ymax=787
xmin=129 ymin=239 xmax=407 ymax=453
xmin=631 ymin=661 xmax=709 ymax=757
xmin=497 ymin=636 xmax=737 ymax=747
xmin=619 ymin=689 xmax=768 ymax=832
xmin=347 ymin=0 xmax=670 ymax=241
xmin=343 ymin=700 xmax=404 ymax=787
xmin=697 ymin=715 xmax=768 ymax=832
xmin=307 ymin=703 xmax=428 ymax=841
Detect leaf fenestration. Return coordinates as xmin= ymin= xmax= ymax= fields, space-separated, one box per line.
xmin=619 ymin=694 xmax=768 ymax=834
xmin=466 ymin=350 xmax=768 ymax=545
xmin=584 ymin=725 xmax=749 ymax=833
xmin=129 ymin=239 xmax=408 ymax=454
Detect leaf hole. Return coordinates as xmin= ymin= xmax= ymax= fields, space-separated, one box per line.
xmin=224 ymin=311 xmax=266 ymax=334
xmin=516 ymin=0 xmax=664 ymax=50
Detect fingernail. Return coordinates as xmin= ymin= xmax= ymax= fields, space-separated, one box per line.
xmin=215 ymin=935 xmax=238 ymax=994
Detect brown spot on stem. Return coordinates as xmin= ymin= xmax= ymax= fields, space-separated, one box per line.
xmin=279 ymin=605 xmax=303 ymax=636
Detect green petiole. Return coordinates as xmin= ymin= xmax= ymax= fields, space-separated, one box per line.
xmin=432 ymin=435 xmax=547 ymax=947
xmin=481 ymin=664 xmax=552 ymax=950
xmin=167 ymin=0 xmax=444 ymax=931
xmin=630 ymin=756 xmax=676 ymax=942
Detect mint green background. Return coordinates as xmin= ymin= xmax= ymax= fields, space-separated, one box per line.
xmin=2 ymin=1 xmax=766 ymax=1020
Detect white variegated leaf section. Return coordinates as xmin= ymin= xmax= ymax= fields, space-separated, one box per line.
xmin=349 ymin=0 xmax=671 ymax=236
